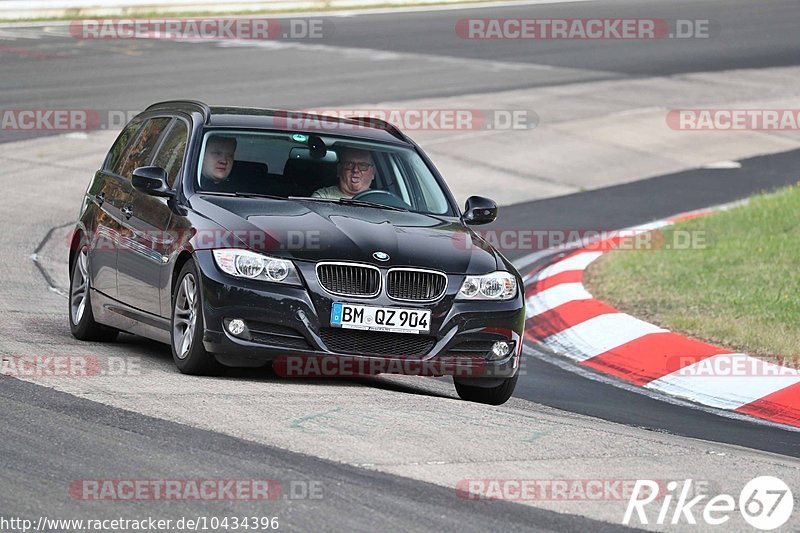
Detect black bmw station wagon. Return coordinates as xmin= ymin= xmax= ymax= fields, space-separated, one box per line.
xmin=69 ymin=101 xmax=525 ymax=404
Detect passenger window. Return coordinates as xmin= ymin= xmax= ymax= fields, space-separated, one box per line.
xmin=388 ymin=155 xmax=412 ymax=205
xmin=408 ymin=156 xmax=448 ymax=214
xmin=113 ymin=117 xmax=171 ymax=179
xmin=104 ymin=117 xmax=144 ymax=171
xmin=152 ymin=121 xmax=188 ymax=187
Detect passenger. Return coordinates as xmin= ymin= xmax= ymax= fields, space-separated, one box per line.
xmin=200 ymin=136 xmax=236 ymax=190
xmin=312 ymin=148 xmax=375 ymax=199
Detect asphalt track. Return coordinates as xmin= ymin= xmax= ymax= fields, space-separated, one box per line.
xmin=1 ymin=0 xmax=800 ymax=530
xmin=0 ymin=377 xmax=625 ymax=532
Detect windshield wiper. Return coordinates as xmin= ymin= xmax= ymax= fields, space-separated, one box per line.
xmin=200 ymin=191 xmax=285 ymax=200
xmin=337 ymin=198 xmax=408 ymax=212
xmin=288 ymin=196 xmax=408 ymax=212
xmin=233 ymin=192 xmax=285 ymax=200
xmin=287 ymin=196 xmax=332 ymax=202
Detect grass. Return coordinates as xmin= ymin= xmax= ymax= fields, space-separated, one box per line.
xmin=584 ymin=183 xmax=800 ymax=363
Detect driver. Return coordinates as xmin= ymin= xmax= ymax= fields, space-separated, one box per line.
xmin=200 ymin=135 xmax=237 ymax=191
xmin=312 ymin=148 xmax=375 ymax=199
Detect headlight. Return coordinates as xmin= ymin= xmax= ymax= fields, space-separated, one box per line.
xmin=212 ymin=249 xmax=302 ymax=286
xmin=456 ymin=271 xmax=517 ymax=300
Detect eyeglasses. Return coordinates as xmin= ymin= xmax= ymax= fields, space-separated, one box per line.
xmin=342 ymin=161 xmax=374 ymax=171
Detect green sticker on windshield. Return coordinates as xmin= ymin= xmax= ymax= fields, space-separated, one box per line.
xmin=292 ymin=134 xmax=308 ymax=143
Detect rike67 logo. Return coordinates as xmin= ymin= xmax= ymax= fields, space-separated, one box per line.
xmin=624 ymin=476 xmax=794 ymax=530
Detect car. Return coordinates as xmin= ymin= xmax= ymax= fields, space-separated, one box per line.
xmin=68 ymin=100 xmax=525 ymax=405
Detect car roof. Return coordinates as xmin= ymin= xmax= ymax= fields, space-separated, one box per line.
xmin=145 ymin=100 xmax=410 ymax=145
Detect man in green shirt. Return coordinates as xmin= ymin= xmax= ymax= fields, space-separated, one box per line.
xmin=312 ymin=148 xmax=375 ymax=199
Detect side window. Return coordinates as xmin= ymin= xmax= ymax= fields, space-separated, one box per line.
xmin=103 ymin=117 xmax=144 ymax=171
xmin=112 ymin=117 xmax=171 ymax=179
xmin=407 ymin=155 xmax=448 ymax=214
xmin=152 ymin=120 xmax=188 ymax=187
xmin=387 ymin=155 xmax=411 ymax=205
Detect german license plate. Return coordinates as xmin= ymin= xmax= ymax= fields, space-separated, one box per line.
xmin=331 ymin=303 xmax=431 ymax=334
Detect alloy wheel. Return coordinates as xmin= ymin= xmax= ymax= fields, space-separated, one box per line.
xmin=70 ymin=246 xmax=90 ymax=325
xmin=173 ymin=273 xmax=198 ymax=359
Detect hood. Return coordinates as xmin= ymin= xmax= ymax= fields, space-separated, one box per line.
xmin=192 ymin=195 xmax=500 ymax=274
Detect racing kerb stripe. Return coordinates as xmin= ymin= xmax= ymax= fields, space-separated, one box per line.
xmin=522 ymin=209 xmax=800 ymax=428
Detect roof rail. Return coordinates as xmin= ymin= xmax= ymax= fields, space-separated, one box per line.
xmin=145 ymin=100 xmax=211 ymax=122
xmin=347 ymin=116 xmax=407 ymax=141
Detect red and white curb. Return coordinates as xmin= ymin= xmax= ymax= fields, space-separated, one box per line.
xmin=521 ymin=210 xmax=800 ymax=429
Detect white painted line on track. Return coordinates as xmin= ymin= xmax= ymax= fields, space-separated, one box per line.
xmin=701 ymin=160 xmax=742 ymax=169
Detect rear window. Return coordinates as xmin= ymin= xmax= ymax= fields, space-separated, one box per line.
xmin=103 ymin=116 xmax=143 ymax=172
xmin=112 ymin=117 xmax=171 ymax=178
xmin=152 ymin=120 xmax=189 ymax=187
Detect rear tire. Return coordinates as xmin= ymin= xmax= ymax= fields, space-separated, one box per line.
xmin=171 ymin=260 xmax=222 ymax=375
xmin=454 ymin=374 xmax=518 ymax=405
xmin=69 ymin=244 xmax=119 ymax=342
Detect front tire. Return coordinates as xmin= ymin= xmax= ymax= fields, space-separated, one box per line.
xmin=171 ymin=260 xmax=221 ymax=375
xmin=454 ymin=374 xmax=518 ymax=405
xmin=69 ymin=244 xmax=119 ymax=342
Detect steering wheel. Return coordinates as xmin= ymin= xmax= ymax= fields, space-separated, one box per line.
xmin=352 ymin=190 xmax=411 ymax=210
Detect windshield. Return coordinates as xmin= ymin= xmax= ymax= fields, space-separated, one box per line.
xmin=196 ymin=130 xmax=453 ymax=215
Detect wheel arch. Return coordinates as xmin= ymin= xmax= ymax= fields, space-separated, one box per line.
xmin=171 ymin=250 xmax=195 ymax=298
xmin=68 ymin=225 xmax=86 ymax=273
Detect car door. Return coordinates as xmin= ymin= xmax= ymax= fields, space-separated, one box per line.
xmin=120 ymin=117 xmax=189 ymax=318
xmin=114 ymin=116 xmax=173 ymax=315
xmin=85 ymin=116 xmax=145 ymax=299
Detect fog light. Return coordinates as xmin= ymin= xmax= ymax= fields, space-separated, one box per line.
xmin=490 ymin=341 xmax=511 ymax=360
xmin=228 ymin=319 xmax=246 ymax=336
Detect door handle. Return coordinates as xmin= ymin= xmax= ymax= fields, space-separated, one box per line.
xmin=94 ymin=192 xmax=105 ymax=206
xmin=121 ymin=205 xmax=133 ymax=219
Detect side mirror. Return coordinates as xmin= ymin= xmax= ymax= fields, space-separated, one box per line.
xmin=463 ymin=196 xmax=497 ymax=225
xmin=132 ymin=166 xmax=174 ymax=198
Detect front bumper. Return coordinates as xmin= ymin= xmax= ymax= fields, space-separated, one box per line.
xmin=194 ymin=250 xmax=525 ymax=378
